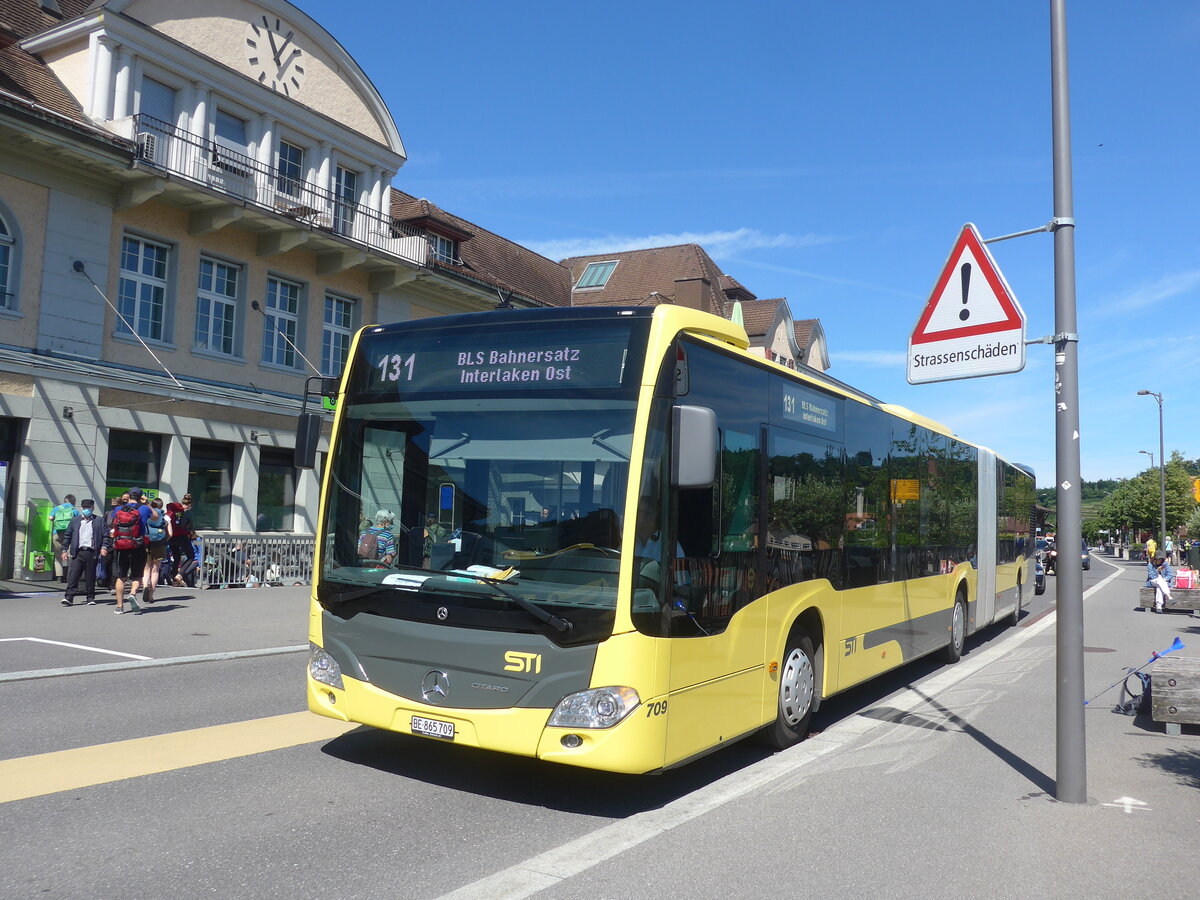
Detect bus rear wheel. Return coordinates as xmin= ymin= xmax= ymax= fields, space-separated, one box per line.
xmin=1010 ymin=577 xmax=1023 ymax=627
xmin=941 ymin=591 xmax=967 ymax=663
xmin=760 ymin=634 xmax=816 ymax=750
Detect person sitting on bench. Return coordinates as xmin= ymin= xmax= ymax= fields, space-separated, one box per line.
xmin=1146 ymin=556 xmax=1174 ymax=613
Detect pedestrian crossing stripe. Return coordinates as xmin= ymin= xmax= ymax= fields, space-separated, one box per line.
xmin=0 ymin=712 xmax=356 ymax=804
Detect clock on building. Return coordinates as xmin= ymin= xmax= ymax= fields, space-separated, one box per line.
xmin=245 ymin=14 xmax=307 ymax=97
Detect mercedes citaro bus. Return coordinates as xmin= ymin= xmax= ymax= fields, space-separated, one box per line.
xmin=300 ymin=305 xmax=1034 ymax=773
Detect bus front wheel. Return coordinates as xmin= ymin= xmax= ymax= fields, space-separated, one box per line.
xmin=942 ymin=591 xmax=967 ymax=663
xmin=760 ymin=634 xmax=816 ymax=750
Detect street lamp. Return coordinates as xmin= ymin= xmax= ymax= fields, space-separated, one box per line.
xmin=1139 ymin=449 xmax=1154 ymax=471
xmin=1136 ymin=390 xmax=1166 ymax=556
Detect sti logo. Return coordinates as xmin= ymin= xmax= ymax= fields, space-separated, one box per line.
xmin=503 ymin=651 xmax=542 ymax=674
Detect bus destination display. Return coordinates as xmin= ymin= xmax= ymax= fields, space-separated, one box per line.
xmin=362 ymin=326 xmax=632 ymax=393
xmin=780 ymin=383 xmax=838 ymax=434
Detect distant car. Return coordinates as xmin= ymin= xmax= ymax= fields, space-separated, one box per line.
xmin=1034 ymin=557 xmax=1046 ymax=595
xmin=1081 ymin=539 xmax=1091 ymax=571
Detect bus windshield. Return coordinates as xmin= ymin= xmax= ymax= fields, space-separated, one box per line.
xmin=320 ymin=395 xmax=635 ymax=644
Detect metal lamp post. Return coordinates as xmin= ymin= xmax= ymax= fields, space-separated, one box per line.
xmin=1137 ymin=390 xmax=1166 ymax=557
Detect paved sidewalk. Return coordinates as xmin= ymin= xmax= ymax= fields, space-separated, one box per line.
xmin=0 ymin=580 xmax=313 ymax=670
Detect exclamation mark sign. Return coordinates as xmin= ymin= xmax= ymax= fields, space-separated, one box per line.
xmin=959 ymin=263 xmax=972 ymax=321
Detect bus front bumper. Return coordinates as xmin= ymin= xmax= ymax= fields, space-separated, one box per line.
xmin=307 ymin=673 xmax=666 ymax=774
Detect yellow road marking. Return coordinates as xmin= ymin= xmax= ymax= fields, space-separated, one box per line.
xmin=0 ymin=712 xmax=357 ymax=804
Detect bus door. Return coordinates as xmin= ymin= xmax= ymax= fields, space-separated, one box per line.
xmin=663 ymin=423 xmax=768 ymax=765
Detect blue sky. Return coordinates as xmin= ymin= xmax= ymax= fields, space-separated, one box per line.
xmin=293 ymin=0 xmax=1199 ymax=487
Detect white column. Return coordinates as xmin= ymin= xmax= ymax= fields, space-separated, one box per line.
xmin=130 ymin=56 xmax=145 ymax=116
xmin=293 ymin=465 xmax=320 ymax=535
xmin=192 ymin=82 xmax=210 ymax=142
xmin=90 ymin=35 xmax=116 ymax=121
xmin=380 ymin=178 xmax=392 ymax=220
xmin=317 ymin=141 xmax=332 ymax=194
xmin=368 ymin=166 xmax=383 ymax=217
xmin=161 ymin=434 xmax=191 ymax=503
xmin=230 ymin=442 xmax=259 ymax=532
xmin=112 ymin=47 xmax=132 ymax=121
xmin=258 ymin=117 xmax=276 ymax=168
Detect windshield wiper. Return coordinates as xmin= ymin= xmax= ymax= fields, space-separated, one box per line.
xmin=432 ymin=570 xmax=573 ymax=634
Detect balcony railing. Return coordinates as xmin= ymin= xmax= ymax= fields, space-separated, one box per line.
xmin=131 ymin=115 xmax=428 ymax=268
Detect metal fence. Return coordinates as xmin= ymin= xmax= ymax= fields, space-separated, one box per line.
xmin=131 ymin=114 xmax=429 ymax=267
xmin=196 ymin=533 xmax=315 ymax=589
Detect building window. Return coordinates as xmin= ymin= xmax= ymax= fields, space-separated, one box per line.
xmin=117 ymin=235 xmax=169 ymax=341
xmin=333 ymin=165 xmax=358 ymax=236
xmin=261 ymin=276 xmax=301 ymax=368
xmin=321 ymin=293 xmax=354 ymax=377
xmin=430 ymin=233 xmax=457 ymax=264
xmin=0 ymin=212 xmax=13 ymax=309
xmin=187 ymin=440 xmax=235 ymax=530
xmin=139 ymin=76 xmax=177 ymax=126
xmin=212 ymin=108 xmax=250 ymax=174
xmin=106 ymin=430 xmax=161 ymax=494
xmin=196 ymin=257 xmax=240 ymax=356
xmin=257 ymin=449 xmax=296 ymax=532
xmin=276 ymin=139 xmax=304 ymax=198
xmin=576 ymin=260 xmax=617 ymax=290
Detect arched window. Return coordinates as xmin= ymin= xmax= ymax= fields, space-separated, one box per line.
xmin=0 ymin=212 xmax=13 ymax=310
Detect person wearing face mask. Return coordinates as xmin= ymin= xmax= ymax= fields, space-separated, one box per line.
xmin=61 ymin=498 xmax=107 ymax=606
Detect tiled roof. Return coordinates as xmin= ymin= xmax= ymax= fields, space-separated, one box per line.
xmin=794 ymin=318 xmax=817 ymax=350
xmin=390 ymin=190 xmax=570 ymax=307
xmin=739 ymin=297 xmax=785 ymax=337
xmin=0 ymin=1 xmax=110 ymax=132
xmin=1 ymin=1 xmax=90 ymax=41
xmin=561 ymin=243 xmax=730 ymax=316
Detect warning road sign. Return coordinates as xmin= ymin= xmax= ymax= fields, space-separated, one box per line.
xmin=908 ymin=223 xmax=1026 ymax=384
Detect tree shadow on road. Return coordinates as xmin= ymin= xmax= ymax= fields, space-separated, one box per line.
xmin=1136 ymin=746 xmax=1200 ymax=789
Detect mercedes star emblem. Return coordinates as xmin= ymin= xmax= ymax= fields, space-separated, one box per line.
xmin=437 ymin=606 xmax=449 ymax=620
xmin=421 ymin=669 xmax=450 ymax=703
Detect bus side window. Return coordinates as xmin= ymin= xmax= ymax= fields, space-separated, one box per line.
xmin=767 ymin=428 xmax=843 ymax=590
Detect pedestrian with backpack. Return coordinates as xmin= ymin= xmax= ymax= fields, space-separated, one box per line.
xmin=48 ymin=493 xmax=79 ymax=584
xmin=357 ymin=509 xmax=397 ymax=567
xmin=109 ymin=488 xmax=161 ymax=614
xmin=141 ymin=497 xmax=169 ymax=604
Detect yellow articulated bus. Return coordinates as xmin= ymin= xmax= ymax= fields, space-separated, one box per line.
xmin=301 ymin=305 xmax=1035 ymax=774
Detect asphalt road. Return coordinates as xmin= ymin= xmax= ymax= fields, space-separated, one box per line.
xmin=1 ymin=558 xmax=1196 ymax=899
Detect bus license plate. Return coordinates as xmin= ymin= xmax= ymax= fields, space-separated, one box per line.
xmin=411 ymin=715 xmax=455 ymax=740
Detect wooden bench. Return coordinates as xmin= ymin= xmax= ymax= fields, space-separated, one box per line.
xmin=1151 ymin=656 xmax=1200 ymax=735
xmin=1136 ymin=587 xmax=1200 ymax=612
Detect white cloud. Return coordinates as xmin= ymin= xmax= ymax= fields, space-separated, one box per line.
xmin=1096 ymin=269 xmax=1200 ymax=316
xmin=523 ymin=228 xmax=837 ymax=261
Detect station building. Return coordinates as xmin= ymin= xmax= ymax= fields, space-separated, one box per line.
xmin=0 ymin=0 xmax=566 ymax=577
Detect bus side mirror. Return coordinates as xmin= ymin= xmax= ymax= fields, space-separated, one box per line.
xmin=294 ymin=412 xmax=322 ymax=469
xmin=672 ymin=405 xmax=717 ymax=489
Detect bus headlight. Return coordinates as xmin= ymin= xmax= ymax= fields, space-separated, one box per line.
xmin=309 ymin=644 xmax=344 ymax=690
xmin=547 ymin=686 xmax=640 ymax=729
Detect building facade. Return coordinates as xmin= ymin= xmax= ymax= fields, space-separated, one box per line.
xmin=0 ymin=0 xmax=566 ymax=578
